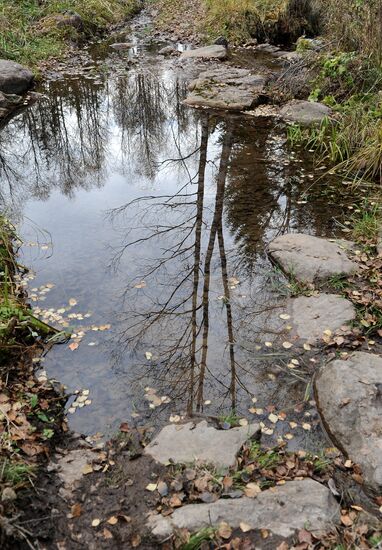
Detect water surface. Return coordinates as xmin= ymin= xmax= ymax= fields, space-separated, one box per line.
xmin=0 ymin=22 xmax=356 ymax=443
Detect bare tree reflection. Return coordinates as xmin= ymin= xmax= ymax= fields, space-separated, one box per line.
xmin=0 ymin=70 xmax=193 ymax=218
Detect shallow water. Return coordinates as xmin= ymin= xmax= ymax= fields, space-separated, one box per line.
xmin=0 ymin=17 xmax=358 ymax=444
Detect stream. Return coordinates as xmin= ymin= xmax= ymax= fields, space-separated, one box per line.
xmin=0 ymin=14 xmax=360 ymax=445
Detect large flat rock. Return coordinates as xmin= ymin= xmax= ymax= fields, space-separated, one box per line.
xmin=289 ymin=294 xmax=356 ymax=343
xmin=280 ymin=100 xmax=331 ymax=126
xmin=144 ymin=420 xmax=259 ymax=468
xmin=268 ymin=234 xmax=357 ymax=284
xmin=148 ymin=479 xmax=340 ymax=538
xmin=0 ymin=60 xmax=34 ymax=94
xmin=315 ymin=352 xmax=382 ymax=492
xmin=185 ymin=67 xmax=266 ymax=111
xmin=180 ymin=45 xmax=227 ymax=60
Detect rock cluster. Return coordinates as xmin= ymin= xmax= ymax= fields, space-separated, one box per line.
xmin=315 ymin=352 xmax=382 ymax=492
xmin=268 ymin=233 xmax=357 ymax=284
xmin=149 ymin=478 xmax=340 ymax=539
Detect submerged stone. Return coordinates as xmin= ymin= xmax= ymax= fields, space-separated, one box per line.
xmin=144 ymin=420 xmax=260 ymax=468
xmin=148 ymin=478 xmax=340 ymax=538
xmin=268 ymin=234 xmax=357 ymax=284
xmin=315 ymin=352 xmax=382 ymax=492
xmin=288 ymin=294 xmax=356 ymax=343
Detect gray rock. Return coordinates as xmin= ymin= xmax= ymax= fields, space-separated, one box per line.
xmin=144 ymin=420 xmax=259 ymax=468
xmin=289 ymin=294 xmax=356 ymax=343
xmin=0 ymin=91 xmax=22 ymax=108
xmin=280 ymin=100 xmax=332 ymax=126
xmin=185 ymin=67 xmax=266 ymax=111
xmin=214 ymin=37 xmax=229 ymax=48
xmin=56 ymin=11 xmax=83 ymax=29
xmin=268 ymin=234 xmax=357 ymax=284
xmin=257 ymin=43 xmax=280 ymax=53
xmin=148 ymin=479 xmax=340 ymax=538
xmin=0 ymin=60 xmax=34 ymax=94
xmin=180 ymin=45 xmax=227 ymax=60
xmin=315 ymin=352 xmax=382 ymax=491
xmin=110 ymin=42 xmax=134 ymax=50
xmin=159 ymin=46 xmax=177 ymax=56
xmin=275 ymin=51 xmax=303 ymax=63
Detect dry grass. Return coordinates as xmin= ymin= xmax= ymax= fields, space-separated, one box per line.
xmin=322 ymin=0 xmax=382 ymax=62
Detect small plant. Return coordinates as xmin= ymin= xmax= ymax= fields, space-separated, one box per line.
xmin=248 ymin=442 xmax=282 ymax=470
xmin=328 ymin=274 xmax=349 ymax=292
xmin=351 ymin=203 xmax=381 ymax=241
xmin=0 ymin=460 xmax=34 ymax=485
xmin=181 ymin=527 xmax=217 ymax=550
xmin=219 ymin=410 xmax=240 ymax=427
xmin=305 ymin=452 xmax=332 ymax=473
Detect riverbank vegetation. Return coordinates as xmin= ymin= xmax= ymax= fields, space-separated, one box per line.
xmin=0 ymin=217 xmax=66 ymax=547
xmin=0 ymin=0 xmax=141 ymax=66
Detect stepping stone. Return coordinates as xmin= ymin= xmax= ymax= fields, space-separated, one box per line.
xmin=148 ymin=478 xmax=340 ymax=538
xmin=315 ymin=352 xmax=382 ymax=492
xmin=144 ymin=420 xmax=259 ymax=469
xmin=180 ymin=45 xmax=227 ymax=60
xmin=288 ymin=294 xmax=356 ymax=343
xmin=280 ymin=100 xmax=331 ymax=125
xmin=185 ymin=67 xmax=266 ymax=111
xmin=268 ymin=234 xmax=357 ymax=284
xmin=0 ymin=59 xmax=34 ymax=94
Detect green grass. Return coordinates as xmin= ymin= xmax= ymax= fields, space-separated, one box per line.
xmin=351 ymin=203 xmax=381 ymax=241
xmin=248 ymin=442 xmax=282 ymax=469
xmin=181 ymin=527 xmax=217 ymax=550
xmin=0 ymin=459 xmax=34 ymax=485
xmin=219 ymin=410 xmax=240 ymax=427
xmin=327 ymin=274 xmax=349 ymax=292
xmin=0 ymin=0 xmax=141 ymax=66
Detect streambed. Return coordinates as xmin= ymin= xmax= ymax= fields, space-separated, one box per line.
xmin=0 ymin=14 xmax=358 ymax=445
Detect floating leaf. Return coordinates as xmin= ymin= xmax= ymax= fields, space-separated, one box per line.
xmin=145 ymin=351 xmax=153 ymax=360
xmin=69 ymin=298 xmax=77 ymax=307
xmin=91 ymin=519 xmax=101 ymax=527
xmin=69 ymin=342 xmax=79 ymax=351
xmin=240 ymin=522 xmax=252 ymax=533
xmin=279 ymin=313 xmax=290 ymax=320
xmin=282 ymin=341 xmax=293 ymax=349
xmin=146 ymin=483 xmax=158 ymax=492
xmin=134 ymin=281 xmax=146 ymax=289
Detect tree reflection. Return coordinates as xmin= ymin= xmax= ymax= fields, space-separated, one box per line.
xmin=0 ymin=69 xmax=192 ymax=216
